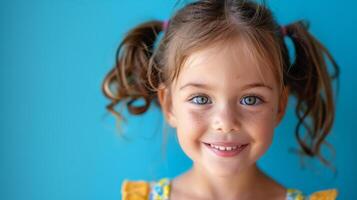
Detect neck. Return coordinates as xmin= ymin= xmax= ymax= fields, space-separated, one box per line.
xmin=185 ymin=163 xmax=267 ymax=200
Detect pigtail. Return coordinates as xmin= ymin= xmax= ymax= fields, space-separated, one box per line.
xmin=102 ymin=20 xmax=164 ymax=122
xmin=283 ymin=20 xmax=339 ymax=166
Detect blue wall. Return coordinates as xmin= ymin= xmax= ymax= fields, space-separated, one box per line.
xmin=1 ymin=0 xmax=356 ymax=199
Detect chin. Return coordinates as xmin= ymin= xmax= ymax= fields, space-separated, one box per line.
xmin=205 ymin=162 xmax=250 ymax=177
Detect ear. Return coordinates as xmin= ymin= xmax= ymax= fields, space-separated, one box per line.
xmin=275 ymin=86 xmax=289 ymax=127
xmin=157 ymin=85 xmax=177 ymax=128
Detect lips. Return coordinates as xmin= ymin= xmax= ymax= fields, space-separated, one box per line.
xmin=203 ymin=142 xmax=247 ymax=147
xmin=202 ymin=142 xmax=249 ymax=157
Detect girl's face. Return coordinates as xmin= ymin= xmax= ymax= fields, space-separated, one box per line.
xmin=158 ymin=40 xmax=288 ymax=177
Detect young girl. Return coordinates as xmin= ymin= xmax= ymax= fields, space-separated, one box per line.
xmin=102 ymin=0 xmax=339 ymax=199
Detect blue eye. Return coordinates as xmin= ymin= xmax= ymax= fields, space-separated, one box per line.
xmin=190 ymin=95 xmax=212 ymax=105
xmin=189 ymin=95 xmax=263 ymax=106
xmin=240 ymin=96 xmax=263 ymax=106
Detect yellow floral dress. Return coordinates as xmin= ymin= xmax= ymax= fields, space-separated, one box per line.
xmin=121 ymin=178 xmax=338 ymax=200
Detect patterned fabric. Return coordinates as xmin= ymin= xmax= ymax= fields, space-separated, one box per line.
xmin=121 ymin=180 xmax=150 ymax=200
xmin=121 ymin=178 xmax=170 ymax=200
xmin=149 ymin=178 xmax=170 ymax=200
xmin=121 ymin=178 xmax=337 ymax=200
xmin=286 ymin=188 xmax=338 ymax=200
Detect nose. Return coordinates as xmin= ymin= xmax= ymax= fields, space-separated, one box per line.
xmin=212 ymin=103 xmax=241 ymax=133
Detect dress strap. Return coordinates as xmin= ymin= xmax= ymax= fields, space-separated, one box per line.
xmin=286 ymin=189 xmax=305 ymax=200
xmin=286 ymin=188 xmax=338 ymax=200
xmin=121 ymin=180 xmax=150 ymax=200
xmin=149 ymin=178 xmax=171 ymax=200
xmin=121 ymin=178 xmax=171 ymax=200
xmin=309 ymin=189 xmax=338 ymax=200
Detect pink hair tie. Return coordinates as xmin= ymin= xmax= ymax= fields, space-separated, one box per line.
xmin=280 ymin=25 xmax=288 ymax=36
xmin=162 ymin=20 xmax=169 ymax=30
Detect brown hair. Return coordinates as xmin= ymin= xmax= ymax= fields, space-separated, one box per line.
xmin=102 ymin=0 xmax=339 ymax=166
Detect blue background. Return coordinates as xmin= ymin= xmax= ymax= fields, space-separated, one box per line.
xmin=1 ymin=0 xmax=356 ymax=199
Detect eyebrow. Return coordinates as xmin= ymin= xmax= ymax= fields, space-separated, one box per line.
xmin=179 ymin=82 xmax=273 ymax=91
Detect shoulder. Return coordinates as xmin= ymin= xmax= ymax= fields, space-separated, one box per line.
xmin=121 ymin=178 xmax=171 ymax=200
xmin=308 ymin=189 xmax=338 ymax=200
xmin=286 ymin=188 xmax=338 ymax=200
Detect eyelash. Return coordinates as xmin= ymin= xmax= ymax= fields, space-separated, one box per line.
xmin=188 ymin=94 xmax=264 ymax=106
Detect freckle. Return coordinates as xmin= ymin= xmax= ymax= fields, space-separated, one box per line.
xmin=189 ymin=110 xmax=204 ymax=124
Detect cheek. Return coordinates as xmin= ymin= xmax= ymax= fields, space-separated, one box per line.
xmin=243 ymin=107 xmax=277 ymax=142
xmin=177 ymin=107 xmax=209 ymax=132
xmin=178 ymin=108 xmax=209 ymax=137
xmin=239 ymin=109 xmax=277 ymax=163
xmin=174 ymin=109 xmax=209 ymax=159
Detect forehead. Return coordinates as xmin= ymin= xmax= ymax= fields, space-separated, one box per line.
xmin=175 ymin=37 xmax=277 ymax=89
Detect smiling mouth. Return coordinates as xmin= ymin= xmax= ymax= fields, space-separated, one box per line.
xmin=203 ymin=142 xmax=249 ymax=150
xmin=202 ymin=142 xmax=249 ymax=157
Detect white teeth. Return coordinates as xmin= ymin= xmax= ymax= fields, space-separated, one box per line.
xmin=209 ymin=143 xmax=239 ymax=151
